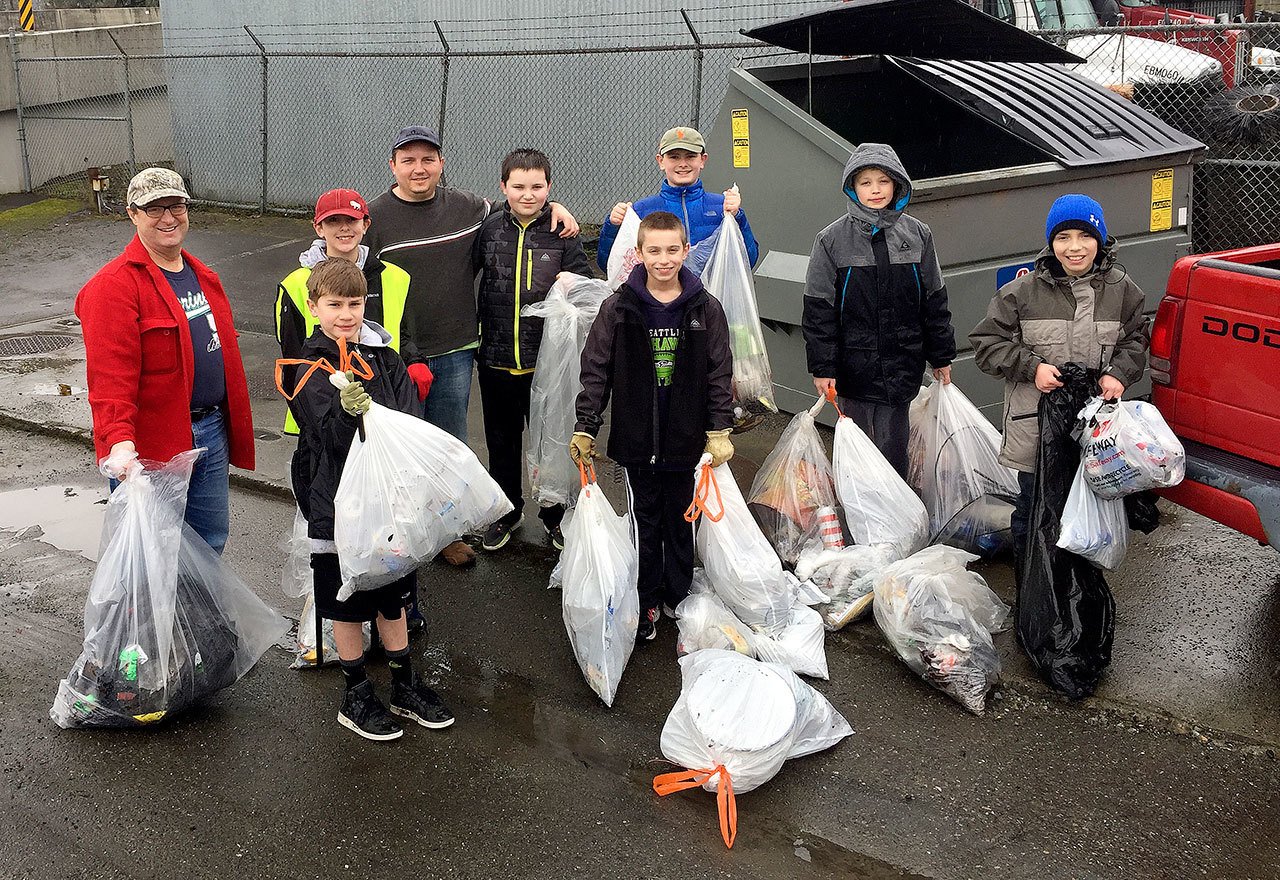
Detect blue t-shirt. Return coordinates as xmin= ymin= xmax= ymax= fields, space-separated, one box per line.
xmin=162 ymin=263 xmax=226 ymax=409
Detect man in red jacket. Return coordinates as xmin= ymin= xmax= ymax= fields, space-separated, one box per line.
xmin=76 ymin=167 xmax=255 ymax=554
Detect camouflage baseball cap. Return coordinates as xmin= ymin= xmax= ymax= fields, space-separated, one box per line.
xmin=126 ymin=167 xmax=190 ymax=207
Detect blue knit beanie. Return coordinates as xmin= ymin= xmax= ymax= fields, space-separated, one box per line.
xmin=1045 ymin=194 xmax=1107 ymax=245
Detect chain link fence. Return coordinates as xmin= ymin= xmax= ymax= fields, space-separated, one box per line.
xmin=11 ymin=15 xmax=1280 ymax=251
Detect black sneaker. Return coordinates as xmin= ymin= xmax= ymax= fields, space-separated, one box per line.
xmin=482 ymin=513 xmax=523 ymax=551
xmin=389 ymin=677 xmax=456 ymax=729
xmin=545 ymin=522 xmax=565 ymax=551
xmin=636 ymin=606 xmax=659 ymax=642
xmin=338 ymin=680 xmax=403 ymax=741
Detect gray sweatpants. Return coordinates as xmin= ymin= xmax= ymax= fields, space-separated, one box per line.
xmin=838 ymin=397 xmax=911 ymax=481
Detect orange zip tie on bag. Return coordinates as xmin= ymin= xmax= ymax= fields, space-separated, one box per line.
xmin=652 ymin=764 xmax=737 ymax=848
xmin=274 ymin=333 xmax=374 ymax=401
xmin=683 ymin=461 xmax=725 ymax=523
xmin=577 ymin=459 xmax=597 ymax=490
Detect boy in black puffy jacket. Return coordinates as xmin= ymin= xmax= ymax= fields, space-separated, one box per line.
xmin=293 ymin=259 xmax=454 ymax=742
xmin=474 ymin=148 xmax=592 ymax=553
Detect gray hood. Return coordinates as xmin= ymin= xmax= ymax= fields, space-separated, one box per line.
xmin=357 ymin=320 xmax=392 ymax=348
xmin=842 ymin=143 xmax=913 ymax=232
xmin=299 ymin=239 xmax=369 ymax=270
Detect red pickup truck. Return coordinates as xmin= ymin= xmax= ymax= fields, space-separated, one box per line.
xmin=1149 ymin=243 xmax=1280 ymax=551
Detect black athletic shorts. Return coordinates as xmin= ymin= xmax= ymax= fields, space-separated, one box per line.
xmin=310 ymin=553 xmax=412 ymax=623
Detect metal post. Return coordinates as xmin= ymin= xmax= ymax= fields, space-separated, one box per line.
xmin=107 ymin=30 xmax=135 ymax=175
xmin=433 ymin=21 xmax=449 ymax=140
xmin=681 ymin=9 xmax=703 ymax=129
xmin=807 ymin=24 xmax=813 ymax=115
xmin=8 ymin=30 xmax=31 ymax=192
xmin=244 ymin=26 xmax=268 ymax=215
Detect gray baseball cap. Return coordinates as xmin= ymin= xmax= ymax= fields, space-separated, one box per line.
xmin=391 ymin=125 xmax=442 ymax=154
xmin=127 ymin=167 xmax=190 ymax=207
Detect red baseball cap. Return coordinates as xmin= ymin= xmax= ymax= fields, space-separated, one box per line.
xmin=314 ymin=188 xmax=369 ymax=224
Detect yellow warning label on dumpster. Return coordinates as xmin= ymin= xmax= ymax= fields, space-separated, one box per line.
xmin=732 ymin=109 xmax=750 ymax=167
xmin=1150 ymin=168 xmax=1173 ymax=232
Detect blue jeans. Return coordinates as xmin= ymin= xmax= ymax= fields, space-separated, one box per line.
xmin=109 ymin=408 xmax=230 ymax=555
xmin=422 ymin=347 xmax=475 ymax=444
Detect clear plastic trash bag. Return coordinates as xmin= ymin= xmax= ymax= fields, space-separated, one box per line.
xmin=747 ymin=398 xmax=841 ymax=566
xmin=683 ymin=224 xmax=722 ymax=277
xmin=657 ymin=649 xmax=851 ymax=808
xmin=290 ymin=592 xmax=371 ymax=669
xmin=871 ymin=545 xmax=1010 ymax=714
xmin=699 ymin=210 xmax=777 ymax=429
xmin=522 ymin=274 xmax=613 ymax=508
xmin=279 ymin=507 xmax=311 ymax=600
xmin=606 ymin=207 xmax=642 ymax=290
xmin=330 ymin=371 xmax=512 ymax=600
xmin=560 ymin=466 xmax=639 ymax=706
xmin=911 ymin=381 xmax=1021 ymax=556
xmin=675 ymin=572 xmax=828 ymax=678
xmin=1057 ymin=461 xmax=1129 ymax=570
xmin=51 ymin=451 xmax=288 ymax=728
xmin=690 ymin=459 xmax=795 ymax=634
xmin=832 ymin=413 xmax=929 ymax=558
xmin=1079 ymin=397 xmax=1185 ymax=499
xmin=795 ymin=542 xmax=900 ymax=631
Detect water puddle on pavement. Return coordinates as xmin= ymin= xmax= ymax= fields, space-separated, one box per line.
xmin=0 ymin=484 xmax=107 ymax=560
xmin=428 ymin=645 xmax=924 ymax=879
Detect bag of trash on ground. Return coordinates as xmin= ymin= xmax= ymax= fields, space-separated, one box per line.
xmin=747 ymin=397 xmax=842 ymax=566
xmin=522 ymin=274 xmax=613 ymax=508
xmin=1078 ymin=397 xmax=1185 ymax=499
xmin=911 ymin=380 xmax=1020 ymax=556
xmin=832 ymin=403 xmax=929 ymax=558
xmin=1057 ymin=462 xmax=1129 ymax=570
xmin=51 ymin=451 xmax=288 ymax=728
xmin=699 ymin=207 xmax=777 ymax=431
xmin=795 ymin=542 xmax=900 ymax=630
xmin=654 ymin=649 xmax=852 ymax=848
xmin=290 ymin=592 xmax=372 ymax=669
xmin=675 ymin=570 xmax=828 ymax=678
xmin=279 ymin=507 xmax=312 ymax=600
xmin=688 ymin=458 xmax=794 ymax=634
xmin=1019 ymin=363 xmax=1115 ymax=700
xmin=560 ymin=463 xmax=639 ymax=706
xmin=328 ymin=370 xmax=511 ymax=600
xmin=871 ymin=545 xmax=1010 ymax=714
xmin=606 ymin=207 xmax=642 ymax=290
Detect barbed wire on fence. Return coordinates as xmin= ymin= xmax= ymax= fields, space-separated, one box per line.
xmin=11 ymin=16 xmax=1280 ymax=251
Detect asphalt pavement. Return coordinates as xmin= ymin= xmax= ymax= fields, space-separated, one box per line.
xmin=0 ymin=202 xmax=1277 ymax=879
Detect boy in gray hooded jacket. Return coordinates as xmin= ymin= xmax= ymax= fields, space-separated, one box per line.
xmin=803 ymin=143 xmax=956 ymax=478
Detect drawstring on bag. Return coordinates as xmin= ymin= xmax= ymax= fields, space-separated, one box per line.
xmin=652 ymin=764 xmax=738 ymax=848
xmin=683 ymin=460 xmax=725 ymax=523
xmin=274 ymin=334 xmax=375 ymax=440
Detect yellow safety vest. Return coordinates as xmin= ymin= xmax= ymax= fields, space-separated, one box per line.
xmin=275 ymin=260 xmax=410 ymax=434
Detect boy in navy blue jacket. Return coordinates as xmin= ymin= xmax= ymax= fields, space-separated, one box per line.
xmin=572 ymin=212 xmax=735 ymax=642
xmin=293 ymin=259 xmax=453 ymax=742
xmin=596 ymin=126 xmax=759 ymax=271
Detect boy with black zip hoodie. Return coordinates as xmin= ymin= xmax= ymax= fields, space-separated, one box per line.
xmin=474 ymin=149 xmax=592 ymax=553
xmin=571 ymin=211 xmax=735 ymax=642
xmin=293 ymin=259 xmax=453 ymax=742
xmin=803 ymin=143 xmax=956 ymax=480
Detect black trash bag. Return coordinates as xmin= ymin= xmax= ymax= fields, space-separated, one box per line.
xmin=1018 ymin=363 xmax=1115 ymax=699
xmin=1125 ymin=490 xmax=1160 ymax=535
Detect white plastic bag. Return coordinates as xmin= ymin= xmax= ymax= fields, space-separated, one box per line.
xmin=290 ymin=592 xmax=372 ymax=669
xmin=795 ymin=542 xmax=900 ymax=630
xmin=560 ymin=467 xmax=639 ymax=706
xmin=675 ymin=577 xmax=828 ymax=679
xmin=522 ymin=274 xmax=613 ymax=508
xmin=330 ymin=372 xmax=512 ymax=599
xmin=1057 ymin=461 xmax=1129 ymax=570
xmin=606 ymin=207 xmax=642 ymax=290
xmin=690 ymin=459 xmax=794 ymax=634
xmin=832 ymin=414 xmax=929 ymax=558
xmin=747 ymin=398 xmax=841 ymax=566
xmin=51 ymin=451 xmax=288 ymax=728
xmin=700 ymin=209 xmax=777 ymax=427
xmin=912 ymin=381 xmax=1020 ymax=555
xmin=1079 ymin=398 xmax=1185 ymax=499
xmin=871 ymin=546 xmax=1010 ymax=714
xmin=655 ymin=650 xmax=852 ymax=847
xmin=279 ymin=507 xmax=311 ymax=600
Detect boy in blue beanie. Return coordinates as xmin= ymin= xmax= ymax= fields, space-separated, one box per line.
xmin=803 ymin=143 xmax=956 ymax=478
xmin=970 ymin=193 xmax=1150 ymax=556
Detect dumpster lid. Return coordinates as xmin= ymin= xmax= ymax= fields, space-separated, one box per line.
xmin=742 ymin=0 xmax=1083 ymax=64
